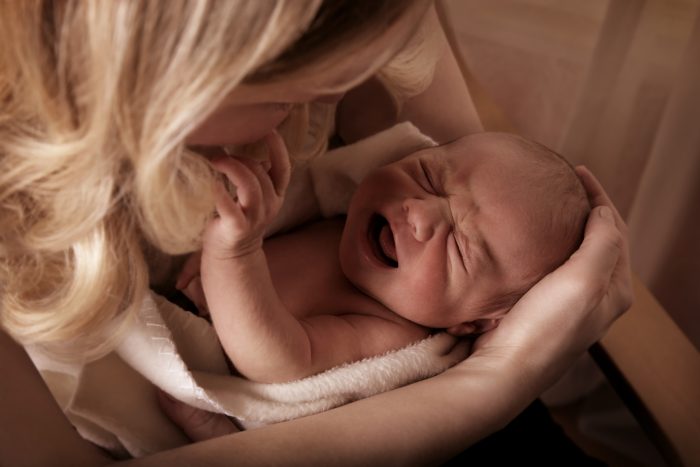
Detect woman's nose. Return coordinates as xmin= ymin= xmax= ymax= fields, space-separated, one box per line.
xmin=403 ymin=198 xmax=442 ymax=242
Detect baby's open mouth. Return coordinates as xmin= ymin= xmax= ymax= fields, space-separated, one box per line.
xmin=369 ymin=214 xmax=398 ymax=268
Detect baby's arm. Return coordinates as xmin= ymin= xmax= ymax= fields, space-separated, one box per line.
xmin=201 ymin=133 xmax=308 ymax=383
xmin=201 ymin=134 xmax=421 ymax=383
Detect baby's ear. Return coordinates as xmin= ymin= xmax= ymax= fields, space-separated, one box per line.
xmin=447 ymin=318 xmax=502 ymax=336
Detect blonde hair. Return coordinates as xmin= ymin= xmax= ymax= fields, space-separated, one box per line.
xmin=0 ymin=0 xmax=436 ymax=361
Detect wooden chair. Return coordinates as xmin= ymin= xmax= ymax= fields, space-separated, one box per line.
xmin=436 ymin=4 xmax=700 ymax=466
xmin=592 ymin=277 xmax=700 ymax=467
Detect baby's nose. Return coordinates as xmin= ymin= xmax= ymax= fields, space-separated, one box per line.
xmin=403 ymin=198 xmax=442 ymax=242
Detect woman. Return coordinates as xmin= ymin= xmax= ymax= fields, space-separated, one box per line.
xmin=0 ymin=1 xmax=631 ymax=465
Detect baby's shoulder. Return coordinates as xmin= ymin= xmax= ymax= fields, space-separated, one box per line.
xmin=335 ymin=306 xmax=430 ymax=358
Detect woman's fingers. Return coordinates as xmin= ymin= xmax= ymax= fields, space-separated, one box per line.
xmin=576 ymin=166 xmax=610 ymax=206
xmin=514 ymin=207 xmax=621 ymax=328
xmin=468 ymin=167 xmax=633 ymax=391
xmin=575 ymin=166 xmax=625 ymax=228
xmin=474 ymin=194 xmax=629 ymax=354
xmin=575 ymin=166 xmax=633 ymax=312
xmin=566 ymin=206 xmax=622 ymax=298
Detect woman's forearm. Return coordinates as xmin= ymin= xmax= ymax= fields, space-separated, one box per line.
xmin=0 ymin=323 xmax=523 ymax=467
xmin=121 ymin=355 xmax=535 ymax=467
xmin=0 ymin=329 xmax=113 ymax=467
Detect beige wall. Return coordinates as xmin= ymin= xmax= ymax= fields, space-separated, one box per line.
xmin=442 ymin=0 xmax=700 ymax=347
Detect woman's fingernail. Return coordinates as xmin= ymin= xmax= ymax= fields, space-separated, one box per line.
xmin=599 ymin=206 xmax=613 ymax=220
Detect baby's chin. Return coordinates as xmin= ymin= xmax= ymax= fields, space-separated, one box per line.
xmin=384 ymin=301 xmax=452 ymax=329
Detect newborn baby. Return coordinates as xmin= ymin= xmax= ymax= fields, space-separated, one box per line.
xmin=182 ymin=132 xmax=590 ymax=383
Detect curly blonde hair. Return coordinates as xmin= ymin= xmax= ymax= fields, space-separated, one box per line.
xmin=0 ymin=0 xmax=436 ymax=361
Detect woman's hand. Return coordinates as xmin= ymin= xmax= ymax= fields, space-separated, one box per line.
xmin=468 ymin=166 xmax=633 ymax=387
xmin=203 ymin=131 xmax=291 ymax=259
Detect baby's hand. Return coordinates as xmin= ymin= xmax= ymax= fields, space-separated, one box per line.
xmin=203 ymin=132 xmax=291 ymax=258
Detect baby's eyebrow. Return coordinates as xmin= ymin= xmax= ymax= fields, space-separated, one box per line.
xmin=439 ymin=156 xmax=467 ymax=194
xmin=423 ymin=156 xmax=450 ymax=189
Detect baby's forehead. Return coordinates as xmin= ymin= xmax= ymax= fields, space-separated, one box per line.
xmin=411 ymin=138 xmax=487 ymax=174
xmin=411 ymin=143 xmax=467 ymax=171
xmin=443 ymin=135 xmax=534 ymax=173
xmin=416 ymin=136 xmax=479 ymax=162
xmin=435 ymin=138 xmax=542 ymax=200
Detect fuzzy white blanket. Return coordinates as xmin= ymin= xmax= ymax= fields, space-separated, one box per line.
xmin=27 ymin=123 xmax=469 ymax=458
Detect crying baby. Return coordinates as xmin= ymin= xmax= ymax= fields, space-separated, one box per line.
xmin=183 ymin=132 xmax=591 ymax=384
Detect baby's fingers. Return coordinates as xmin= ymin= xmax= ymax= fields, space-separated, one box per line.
xmin=212 ymin=180 xmax=243 ymax=221
xmin=234 ymin=157 xmax=278 ymax=206
xmin=210 ymin=156 xmax=261 ymax=211
xmin=183 ymin=276 xmax=209 ymax=318
xmin=176 ymin=250 xmax=203 ymax=290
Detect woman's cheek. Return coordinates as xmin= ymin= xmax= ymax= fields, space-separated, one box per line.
xmin=235 ymin=106 xmax=291 ymax=144
xmin=186 ymin=104 xmax=291 ymax=146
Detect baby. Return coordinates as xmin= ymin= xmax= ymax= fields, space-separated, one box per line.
xmin=182 ymin=132 xmax=590 ymax=384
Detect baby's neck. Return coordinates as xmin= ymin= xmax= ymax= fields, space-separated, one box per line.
xmin=263 ymin=218 xmax=389 ymax=319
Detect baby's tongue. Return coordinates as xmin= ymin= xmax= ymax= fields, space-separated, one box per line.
xmin=379 ymin=224 xmax=397 ymax=263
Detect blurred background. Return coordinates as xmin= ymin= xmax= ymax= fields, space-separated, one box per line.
xmin=439 ymin=0 xmax=699 ymax=465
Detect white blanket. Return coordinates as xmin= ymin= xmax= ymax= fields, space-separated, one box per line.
xmin=27 ymin=123 xmax=470 ymax=458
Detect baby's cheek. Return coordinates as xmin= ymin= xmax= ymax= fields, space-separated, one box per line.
xmin=415 ymin=265 xmax=446 ymax=294
xmin=399 ymin=277 xmax=445 ymax=318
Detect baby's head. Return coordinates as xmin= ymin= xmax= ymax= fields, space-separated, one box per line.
xmin=339 ymin=132 xmax=590 ymax=335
